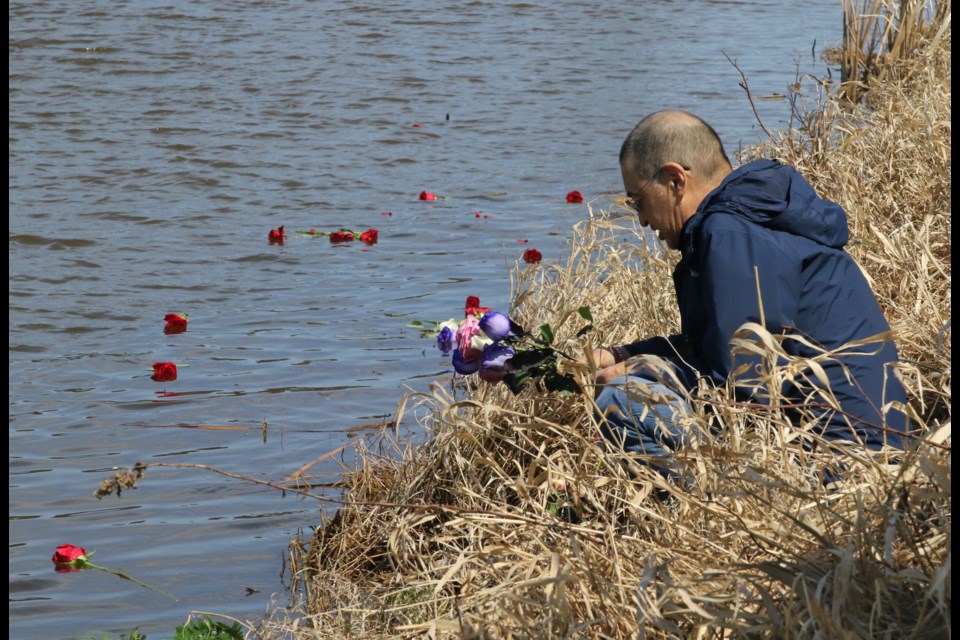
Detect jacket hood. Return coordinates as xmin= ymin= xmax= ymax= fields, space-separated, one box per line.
xmin=687 ymin=159 xmax=849 ymax=248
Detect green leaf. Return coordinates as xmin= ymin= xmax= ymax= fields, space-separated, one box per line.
xmin=578 ymin=306 xmax=594 ymax=323
xmin=575 ymin=324 xmax=594 ymax=338
xmin=539 ymin=323 xmax=554 ymax=345
xmin=502 ymin=371 xmax=532 ymax=395
xmin=174 ymin=616 xmax=244 ymax=640
xmin=543 ymin=372 xmax=580 ymax=394
xmin=507 ymin=347 xmax=556 ymax=372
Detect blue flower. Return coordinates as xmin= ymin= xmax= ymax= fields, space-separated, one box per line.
xmin=452 ymin=349 xmax=481 ymax=375
xmin=437 ymin=326 xmax=457 ymax=355
xmin=479 ymin=312 xmax=514 ymax=342
xmin=481 ymin=343 xmax=516 ymax=373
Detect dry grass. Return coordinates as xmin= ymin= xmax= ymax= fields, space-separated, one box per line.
xmin=256 ymin=7 xmax=950 ymax=639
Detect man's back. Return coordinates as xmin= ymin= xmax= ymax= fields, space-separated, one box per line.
xmin=675 ymin=159 xmax=908 ymax=448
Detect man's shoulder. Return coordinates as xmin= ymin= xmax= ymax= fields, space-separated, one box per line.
xmin=696 ymin=208 xmax=775 ymax=242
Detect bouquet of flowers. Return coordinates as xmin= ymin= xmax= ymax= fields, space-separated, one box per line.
xmin=434 ymin=296 xmax=593 ymax=395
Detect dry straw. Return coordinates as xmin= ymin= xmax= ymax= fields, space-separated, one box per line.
xmin=261 ymin=5 xmax=950 ymax=638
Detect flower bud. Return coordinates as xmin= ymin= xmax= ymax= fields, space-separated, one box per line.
xmin=479 ymin=312 xmax=513 ymax=342
xmin=437 ymin=326 xmax=457 ymax=354
xmin=481 ymin=343 xmax=516 ymax=373
xmin=52 ymin=544 xmax=88 ymax=573
xmin=452 ymin=349 xmax=480 ymax=374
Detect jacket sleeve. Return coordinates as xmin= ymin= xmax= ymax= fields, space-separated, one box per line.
xmin=695 ymin=216 xmax=802 ymax=399
xmin=616 ymin=335 xmax=688 ymax=360
xmin=612 ymin=335 xmax=701 ymax=390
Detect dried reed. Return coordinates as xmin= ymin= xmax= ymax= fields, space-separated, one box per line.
xmin=258 ymin=7 xmax=950 ymax=639
xmin=838 ymin=0 xmax=949 ymax=103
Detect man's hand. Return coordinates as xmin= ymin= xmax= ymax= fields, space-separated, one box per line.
xmin=596 ymin=362 xmax=628 ymax=385
xmin=578 ymin=347 xmax=628 ymax=387
xmin=581 ymin=347 xmax=617 ymax=370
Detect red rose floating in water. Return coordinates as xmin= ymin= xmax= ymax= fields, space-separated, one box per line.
xmin=268 ymin=225 xmax=286 ymax=244
xmin=329 ymin=231 xmax=355 ymax=243
xmin=52 ymin=544 xmax=87 ymax=573
xmin=565 ymin=191 xmax=583 ymax=204
xmin=523 ymin=248 xmax=542 ymax=264
xmin=163 ymin=313 xmax=188 ymax=334
xmin=151 ymin=361 xmax=178 ymax=382
xmin=419 ymin=191 xmax=437 ymax=201
xmin=51 ymin=544 xmax=177 ymax=599
xmin=359 ymin=229 xmax=378 ymax=245
xmin=294 ymin=228 xmax=379 ymax=245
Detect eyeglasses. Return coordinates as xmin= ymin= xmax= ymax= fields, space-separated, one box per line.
xmin=624 ymin=164 xmax=691 ymax=216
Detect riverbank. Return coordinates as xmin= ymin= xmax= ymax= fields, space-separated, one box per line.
xmin=263 ymin=5 xmax=950 ymax=638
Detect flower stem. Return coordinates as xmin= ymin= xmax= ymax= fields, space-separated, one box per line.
xmin=85 ymin=561 xmax=178 ymax=601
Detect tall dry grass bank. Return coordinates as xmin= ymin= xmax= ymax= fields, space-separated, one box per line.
xmin=263 ymin=6 xmax=950 ymax=639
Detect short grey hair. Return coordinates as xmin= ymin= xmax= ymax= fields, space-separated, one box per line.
xmin=619 ymin=110 xmax=731 ymax=182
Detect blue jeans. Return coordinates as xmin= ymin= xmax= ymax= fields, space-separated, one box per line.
xmin=594 ymin=375 xmax=692 ymax=481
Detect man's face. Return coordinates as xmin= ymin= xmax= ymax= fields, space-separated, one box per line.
xmin=620 ymin=159 xmax=682 ymax=250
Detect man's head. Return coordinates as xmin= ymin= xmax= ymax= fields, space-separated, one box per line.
xmin=619 ymin=110 xmax=732 ymax=249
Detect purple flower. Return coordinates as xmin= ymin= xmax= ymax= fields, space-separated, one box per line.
xmin=481 ymin=343 xmax=516 ymax=373
xmin=452 ymin=349 xmax=480 ymax=374
xmin=437 ymin=326 xmax=457 ymax=354
xmin=479 ymin=312 xmax=514 ymax=342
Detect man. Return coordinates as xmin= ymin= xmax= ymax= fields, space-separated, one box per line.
xmin=591 ymin=110 xmax=909 ymax=480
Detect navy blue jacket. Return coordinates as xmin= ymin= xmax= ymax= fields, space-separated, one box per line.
xmin=619 ymin=159 xmax=908 ymax=449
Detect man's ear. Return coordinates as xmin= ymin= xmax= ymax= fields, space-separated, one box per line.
xmin=662 ymin=162 xmax=687 ymax=197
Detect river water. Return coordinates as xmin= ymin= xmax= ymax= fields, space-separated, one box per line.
xmin=9 ymin=1 xmax=842 ymax=638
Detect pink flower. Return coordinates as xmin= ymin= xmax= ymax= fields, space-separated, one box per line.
xmin=419 ymin=191 xmax=437 ymax=201
xmin=565 ymin=191 xmax=583 ymax=204
xmin=455 ymin=314 xmax=485 ymax=362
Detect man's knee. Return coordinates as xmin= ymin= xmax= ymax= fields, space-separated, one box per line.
xmin=595 ymin=381 xmax=624 ymax=414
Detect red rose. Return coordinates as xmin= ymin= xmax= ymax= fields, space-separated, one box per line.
xmin=268 ymin=226 xmax=286 ymax=244
xmin=359 ymin=228 xmax=378 ymax=245
xmin=523 ymin=248 xmax=542 ymax=264
xmin=419 ymin=191 xmax=437 ymax=201
xmin=565 ymin=190 xmax=584 ymax=204
xmin=329 ymin=231 xmax=355 ymax=243
xmin=52 ymin=544 xmax=87 ymax=573
xmin=465 ymin=296 xmax=492 ymax=317
xmin=151 ymin=361 xmax=178 ymax=382
xmin=163 ymin=313 xmax=188 ymax=334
